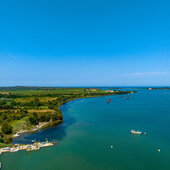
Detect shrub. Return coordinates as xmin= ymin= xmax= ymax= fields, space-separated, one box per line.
xmin=29 ymin=112 xmax=39 ymax=125
xmin=39 ymin=113 xmax=50 ymax=122
xmin=51 ymin=113 xmax=58 ymax=121
xmin=2 ymin=121 xmax=13 ymax=134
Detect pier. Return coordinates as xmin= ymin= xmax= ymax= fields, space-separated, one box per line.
xmin=0 ymin=141 xmax=54 ymax=155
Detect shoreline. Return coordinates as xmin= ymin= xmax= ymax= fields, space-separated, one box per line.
xmin=0 ymin=90 xmax=135 ymax=152
xmin=12 ymin=119 xmax=63 ymax=139
xmin=11 ymin=95 xmax=115 ymax=140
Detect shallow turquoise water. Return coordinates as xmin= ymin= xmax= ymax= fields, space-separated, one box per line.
xmin=1 ymin=89 xmax=170 ymax=170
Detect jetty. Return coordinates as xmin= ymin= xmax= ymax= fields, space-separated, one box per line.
xmin=0 ymin=141 xmax=54 ymax=155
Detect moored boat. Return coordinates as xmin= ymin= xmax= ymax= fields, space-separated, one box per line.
xmin=10 ymin=148 xmax=19 ymax=152
xmin=107 ymin=99 xmax=111 ymax=103
xmin=130 ymin=129 xmax=142 ymax=135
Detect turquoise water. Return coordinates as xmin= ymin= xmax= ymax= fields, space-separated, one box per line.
xmin=1 ymin=89 xmax=170 ymax=170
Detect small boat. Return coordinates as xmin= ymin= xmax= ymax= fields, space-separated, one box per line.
xmin=10 ymin=149 xmax=19 ymax=152
xmin=3 ymin=147 xmax=10 ymax=151
xmin=107 ymin=99 xmax=111 ymax=103
xmin=26 ymin=145 xmax=32 ymax=152
xmin=130 ymin=129 xmax=142 ymax=135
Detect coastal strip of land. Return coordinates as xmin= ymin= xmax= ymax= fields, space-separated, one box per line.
xmin=0 ymin=87 xmax=136 ymax=150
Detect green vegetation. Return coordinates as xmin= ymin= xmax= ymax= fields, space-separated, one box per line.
xmin=0 ymin=86 xmax=134 ymax=145
xmin=2 ymin=121 xmax=13 ymax=134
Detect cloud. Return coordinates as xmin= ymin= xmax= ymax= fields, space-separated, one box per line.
xmin=122 ymin=71 xmax=170 ymax=77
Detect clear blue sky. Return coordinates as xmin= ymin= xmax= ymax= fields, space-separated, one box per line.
xmin=0 ymin=0 xmax=170 ymax=86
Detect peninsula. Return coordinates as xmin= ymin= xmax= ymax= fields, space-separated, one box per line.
xmin=0 ymin=86 xmax=135 ymax=148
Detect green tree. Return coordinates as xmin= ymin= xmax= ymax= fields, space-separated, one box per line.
xmin=51 ymin=113 xmax=58 ymax=121
xmin=29 ymin=112 xmax=39 ymax=125
xmin=2 ymin=121 xmax=13 ymax=134
xmin=39 ymin=113 xmax=50 ymax=122
xmin=34 ymin=98 xmax=41 ymax=107
xmin=0 ymin=132 xmax=4 ymax=143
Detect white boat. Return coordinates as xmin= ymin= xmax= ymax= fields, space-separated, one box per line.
xmin=3 ymin=147 xmax=10 ymax=151
xmin=10 ymin=149 xmax=19 ymax=152
xmin=130 ymin=129 xmax=142 ymax=135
